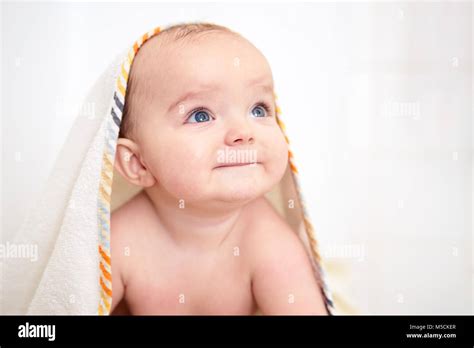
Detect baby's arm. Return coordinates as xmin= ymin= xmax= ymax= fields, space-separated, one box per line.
xmin=250 ymin=222 xmax=328 ymax=315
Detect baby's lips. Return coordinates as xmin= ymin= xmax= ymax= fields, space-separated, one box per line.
xmin=214 ymin=161 xmax=261 ymax=169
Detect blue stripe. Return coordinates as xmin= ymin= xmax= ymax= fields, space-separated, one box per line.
xmin=111 ymin=108 xmax=121 ymax=128
xmin=114 ymin=92 xmax=124 ymax=112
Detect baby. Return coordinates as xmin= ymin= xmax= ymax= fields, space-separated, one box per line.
xmin=110 ymin=23 xmax=328 ymax=315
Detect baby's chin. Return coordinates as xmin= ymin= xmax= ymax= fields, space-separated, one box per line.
xmin=213 ymin=183 xmax=266 ymax=204
xmin=210 ymin=164 xmax=280 ymax=203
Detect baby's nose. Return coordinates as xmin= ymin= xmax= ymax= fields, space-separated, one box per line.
xmin=225 ymin=119 xmax=255 ymax=146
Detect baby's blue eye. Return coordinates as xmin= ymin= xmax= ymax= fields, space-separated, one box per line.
xmin=251 ymin=105 xmax=268 ymax=118
xmin=187 ymin=110 xmax=211 ymax=123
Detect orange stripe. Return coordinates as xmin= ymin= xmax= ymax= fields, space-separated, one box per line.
xmin=100 ymin=261 xmax=112 ymax=282
xmin=153 ymin=27 xmax=161 ymax=35
xmin=100 ymin=276 xmax=113 ymax=298
xmin=133 ymin=42 xmax=139 ymax=54
xmin=98 ymin=303 xmax=104 ymax=315
xmin=99 ymin=245 xmax=111 ymax=265
xmin=289 ymin=161 xmax=298 ymax=174
xmin=142 ymin=33 xmax=149 ymax=44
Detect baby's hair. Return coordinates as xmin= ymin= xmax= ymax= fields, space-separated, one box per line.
xmin=119 ymin=22 xmax=239 ymax=139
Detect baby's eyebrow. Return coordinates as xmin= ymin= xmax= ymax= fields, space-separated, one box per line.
xmin=167 ymin=78 xmax=274 ymax=113
xmin=246 ymin=76 xmax=275 ymax=97
xmin=252 ymin=83 xmax=274 ymax=95
xmin=167 ymin=86 xmax=217 ymax=113
xmin=247 ymin=75 xmax=273 ymax=88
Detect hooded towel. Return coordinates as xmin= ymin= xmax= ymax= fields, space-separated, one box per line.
xmin=2 ymin=25 xmax=335 ymax=315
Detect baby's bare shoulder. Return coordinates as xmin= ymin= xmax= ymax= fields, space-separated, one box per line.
xmin=110 ymin=192 xmax=158 ymax=288
xmin=111 ymin=191 xmax=152 ymax=234
xmin=242 ymin=197 xmax=304 ymax=260
xmin=110 ymin=192 xmax=154 ymax=261
xmin=243 ymin=197 xmax=327 ymax=315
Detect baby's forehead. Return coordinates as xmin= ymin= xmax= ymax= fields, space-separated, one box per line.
xmin=139 ymin=32 xmax=271 ymax=77
xmin=122 ymin=29 xmax=274 ymax=138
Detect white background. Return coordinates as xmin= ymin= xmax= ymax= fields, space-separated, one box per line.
xmin=1 ymin=1 xmax=472 ymax=314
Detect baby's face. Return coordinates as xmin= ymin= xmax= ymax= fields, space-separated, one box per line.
xmin=135 ymin=33 xmax=288 ymax=205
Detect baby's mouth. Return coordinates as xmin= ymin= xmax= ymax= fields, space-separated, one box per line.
xmin=215 ymin=147 xmax=260 ymax=169
xmin=214 ymin=162 xmax=260 ymax=169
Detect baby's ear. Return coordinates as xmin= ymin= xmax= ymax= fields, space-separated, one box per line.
xmin=114 ymin=138 xmax=156 ymax=188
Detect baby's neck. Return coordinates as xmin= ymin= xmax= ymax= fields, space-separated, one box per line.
xmin=143 ymin=187 xmax=250 ymax=254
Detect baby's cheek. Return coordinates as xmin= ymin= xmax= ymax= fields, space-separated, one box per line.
xmin=267 ymin=131 xmax=289 ymax=178
xmin=148 ymin=142 xmax=212 ymax=199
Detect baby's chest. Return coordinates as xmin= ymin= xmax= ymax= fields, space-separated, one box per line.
xmin=125 ymin=253 xmax=256 ymax=315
